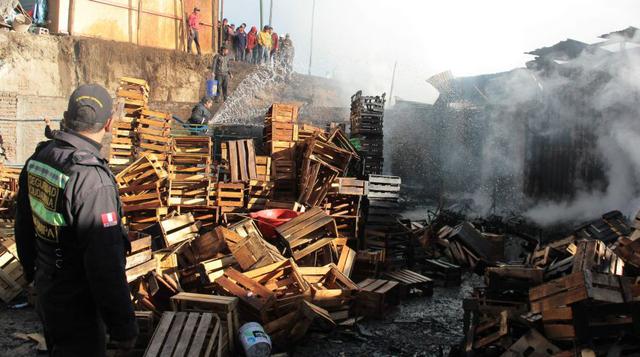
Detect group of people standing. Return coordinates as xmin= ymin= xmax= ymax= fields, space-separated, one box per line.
xmin=219 ymin=18 xmax=295 ymax=68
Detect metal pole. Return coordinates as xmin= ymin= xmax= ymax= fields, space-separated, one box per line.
xmin=269 ymin=0 xmax=273 ymax=26
xmin=260 ymin=0 xmax=264 ymax=29
xmin=308 ymin=0 xmax=315 ymax=75
xmin=388 ymin=61 xmax=397 ymax=107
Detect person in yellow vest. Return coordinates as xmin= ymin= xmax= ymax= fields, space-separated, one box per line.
xmin=257 ymin=25 xmax=273 ymax=65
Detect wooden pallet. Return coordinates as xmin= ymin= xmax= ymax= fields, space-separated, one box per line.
xmin=144 ymin=311 xmax=223 ymax=357
xmin=215 ymin=183 xmax=245 ymax=208
xmin=275 ymin=207 xmax=339 ymax=260
xmin=572 ymin=239 xmax=624 ymax=275
xmin=0 ymin=239 xmax=26 ymax=303
xmin=355 ymin=278 xmax=399 ymax=318
xmin=170 ymin=293 xmax=239 ymax=354
xmin=224 ymin=139 xmax=258 ymax=182
xmin=384 ymin=269 xmax=433 ymax=296
xmin=529 ymin=270 xmax=632 ymax=314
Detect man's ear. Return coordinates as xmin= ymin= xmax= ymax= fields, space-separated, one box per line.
xmin=104 ymin=116 xmax=113 ymax=133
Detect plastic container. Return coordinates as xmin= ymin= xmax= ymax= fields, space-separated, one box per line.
xmin=206 ymin=79 xmax=218 ymax=97
xmin=238 ymin=322 xmax=271 ymax=357
xmin=249 ymin=209 xmax=301 ymax=239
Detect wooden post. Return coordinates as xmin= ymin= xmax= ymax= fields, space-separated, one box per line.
xmin=68 ymin=0 xmax=75 ymax=35
xmin=269 ymin=0 xmax=273 ymax=26
xmin=136 ymin=0 xmax=142 ymax=45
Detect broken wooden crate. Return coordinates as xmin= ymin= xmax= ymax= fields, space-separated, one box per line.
xmin=0 ymin=238 xmax=27 ymax=303
xmin=247 ymin=180 xmax=274 ymax=211
xmin=159 ymin=213 xmax=200 ymax=248
xmin=501 ymin=329 xmax=561 ymax=357
xmin=214 ymin=182 xmax=245 ymax=210
xmin=242 ymin=259 xmax=311 ymax=311
xmin=214 ymin=267 xmax=277 ymax=320
xmin=275 ymin=207 xmax=339 ymax=261
xmin=465 ymin=310 xmax=511 ymax=351
xmin=572 ymin=239 xmax=624 ymax=275
xmin=144 ymin=311 xmax=223 ymax=357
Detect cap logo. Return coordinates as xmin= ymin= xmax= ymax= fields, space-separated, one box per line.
xmin=75 ymin=96 xmax=104 ymax=108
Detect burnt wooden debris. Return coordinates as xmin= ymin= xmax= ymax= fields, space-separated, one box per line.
xmin=4 ymin=81 xmax=640 ymax=357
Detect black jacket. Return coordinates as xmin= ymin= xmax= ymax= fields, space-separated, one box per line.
xmin=15 ymin=130 xmax=137 ymax=342
xmin=188 ymin=102 xmax=213 ymax=125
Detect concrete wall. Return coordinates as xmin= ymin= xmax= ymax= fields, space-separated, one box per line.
xmin=0 ymin=31 xmax=347 ymax=164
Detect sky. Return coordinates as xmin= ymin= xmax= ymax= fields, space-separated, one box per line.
xmin=222 ymin=0 xmax=640 ymax=104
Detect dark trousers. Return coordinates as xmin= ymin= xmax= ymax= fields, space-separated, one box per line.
xmin=215 ymin=74 xmax=229 ymax=101
xmin=188 ymin=29 xmax=201 ymax=55
xmin=36 ymin=270 xmax=106 ymax=357
xmin=236 ymin=47 xmax=246 ymax=62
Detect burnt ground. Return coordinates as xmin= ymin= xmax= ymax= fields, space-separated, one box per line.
xmin=1 ymin=279 xmax=480 ymax=357
xmin=0 ymin=277 xmax=479 ymax=357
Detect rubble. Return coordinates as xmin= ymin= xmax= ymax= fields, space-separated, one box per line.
xmin=2 ymin=79 xmax=640 ymax=356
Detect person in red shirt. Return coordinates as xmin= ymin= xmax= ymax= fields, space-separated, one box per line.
xmin=187 ymin=7 xmax=201 ymax=55
xmin=246 ymin=26 xmax=258 ymax=64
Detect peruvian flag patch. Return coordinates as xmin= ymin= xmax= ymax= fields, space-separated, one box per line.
xmin=101 ymin=212 xmax=118 ymax=227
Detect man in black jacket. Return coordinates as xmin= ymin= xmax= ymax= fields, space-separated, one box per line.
xmin=212 ymin=46 xmax=233 ymax=102
xmin=15 ymin=84 xmax=138 ymax=357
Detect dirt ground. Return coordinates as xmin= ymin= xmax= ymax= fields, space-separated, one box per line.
xmin=0 ymin=276 xmax=478 ymax=357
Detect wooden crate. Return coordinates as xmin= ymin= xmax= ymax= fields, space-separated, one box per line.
xmin=275 ymin=207 xmax=339 ymax=260
xmin=144 ymin=311 xmax=223 ymax=357
xmin=329 ymin=178 xmax=368 ymax=196
xmin=159 ymin=213 xmax=200 ymax=247
xmin=214 ymin=267 xmax=276 ymax=316
xmin=0 ymin=239 xmax=27 ymax=303
xmin=384 ymin=269 xmax=434 ymax=297
xmin=529 ymin=270 xmax=632 ymax=314
xmin=542 ymin=301 xmax=640 ymax=342
xmin=613 ymin=231 xmax=640 ymax=268
xmin=247 ymin=180 xmax=274 ymax=211
xmin=136 ymin=109 xmax=173 ymax=157
xmin=501 ymin=329 xmax=560 ymax=357
xmin=215 ymin=183 xmax=245 ymax=208
xmin=265 ymin=103 xmax=299 ymax=123
xmin=255 ymin=156 xmax=271 ymax=181
xmin=367 ymin=174 xmax=401 ymax=200
xmin=466 ymin=311 xmax=510 ymax=350
xmin=297 ymin=162 xmax=338 ymax=207
xmin=243 ymin=259 xmax=310 ymax=308
xmin=264 ymin=300 xmax=334 ymax=346
xmin=423 ymin=259 xmax=462 ymax=286
xmin=168 ymin=180 xmax=210 ymax=206
xmin=572 ymin=239 xmax=624 ymax=275
xmin=355 ymin=278 xmax=399 ymax=318
xmin=299 ymin=263 xmax=359 ymax=310
xmin=195 ymin=255 xmax=237 ymax=285
xmin=229 ymin=229 xmax=285 ymax=271
xmin=224 ymin=139 xmax=258 ymax=182
xmin=116 ymin=154 xmax=168 ymax=213
xmin=303 ymin=133 xmax=355 ymax=174
xmin=126 ymin=232 xmax=155 ymax=283
xmin=170 ymin=293 xmax=240 ymax=354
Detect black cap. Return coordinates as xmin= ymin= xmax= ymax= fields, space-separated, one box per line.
xmin=67 ymin=84 xmax=113 ymax=126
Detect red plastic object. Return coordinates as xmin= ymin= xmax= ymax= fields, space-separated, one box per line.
xmin=250 ymin=209 xmax=301 ymax=239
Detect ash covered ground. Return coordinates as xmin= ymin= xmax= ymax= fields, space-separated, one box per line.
xmin=0 ymin=277 xmax=480 ymax=357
